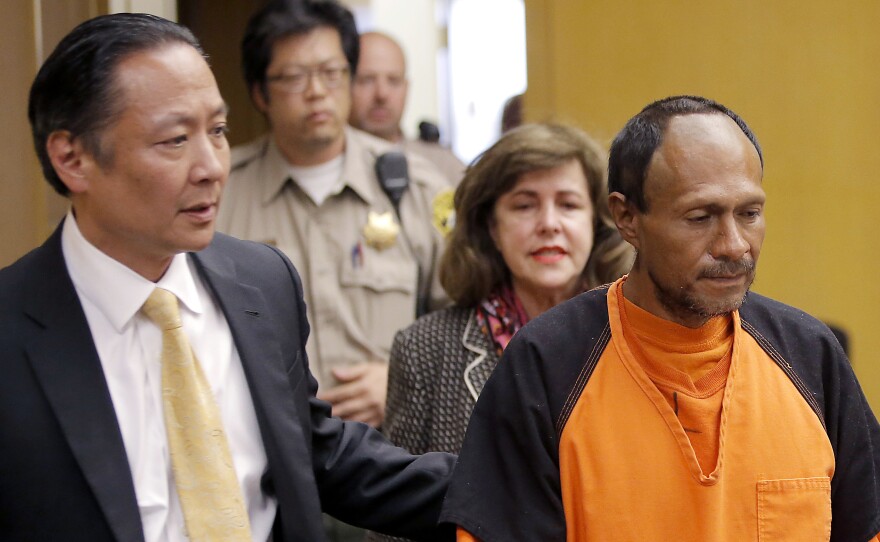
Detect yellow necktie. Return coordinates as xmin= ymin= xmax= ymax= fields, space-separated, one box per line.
xmin=141 ymin=288 xmax=252 ymax=541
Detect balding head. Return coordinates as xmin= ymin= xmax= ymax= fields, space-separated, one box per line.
xmin=349 ymin=31 xmax=409 ymax=142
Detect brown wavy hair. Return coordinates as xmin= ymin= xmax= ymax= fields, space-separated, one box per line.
xmin=440 ymin=123 xmax=633 ymax=308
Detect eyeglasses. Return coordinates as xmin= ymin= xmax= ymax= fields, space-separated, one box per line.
xmin=266 ymin=65 xmax=350 ymax=93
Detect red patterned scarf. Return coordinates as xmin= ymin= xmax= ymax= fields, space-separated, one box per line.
xmin=476 ymin=285 xmax=530 ymax=356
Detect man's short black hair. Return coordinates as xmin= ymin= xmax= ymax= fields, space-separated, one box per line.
xmin=608 ymin=95 xmax=763 ymax=212
xmin=28 ymin=13 xmax=203 ymax=196
xmin=242 ymin=0 xmax=359 ymax=102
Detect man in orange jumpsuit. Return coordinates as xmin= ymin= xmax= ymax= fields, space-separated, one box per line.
xmin=441 ymin=95 xmax=880 ymax=542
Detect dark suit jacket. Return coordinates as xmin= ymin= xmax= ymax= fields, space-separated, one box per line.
xmin=0 ymin=223 xmax=455 ymax=542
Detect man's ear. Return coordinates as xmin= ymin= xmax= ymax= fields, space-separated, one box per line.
xmin=251 ymin=82 xmax=268 ymax=113
xmin=608 ymin=191 xmax=640 ymax=250
xmin=46 ymin=131 xmax=91 ymax=194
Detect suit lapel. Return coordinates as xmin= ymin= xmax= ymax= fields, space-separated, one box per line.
xmin=461 ymin=311 xmax=500 ymax=402
xmin=190 ymin=246 xmax=289 ymax=403
xmin=190 ymin=243 xmax=313 ymax=520
xmin=23 ymin=227 xmax=145 ymax=542
xmin=189 ymin=244 xmax=295 ymax=420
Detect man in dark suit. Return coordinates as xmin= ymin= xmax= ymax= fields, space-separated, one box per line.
xmin=0 ymin=13 xmax=454 ymax=542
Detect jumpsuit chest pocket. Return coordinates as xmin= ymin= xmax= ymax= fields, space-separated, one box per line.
xmin=757 ymin=477 xmax=831 ymax=541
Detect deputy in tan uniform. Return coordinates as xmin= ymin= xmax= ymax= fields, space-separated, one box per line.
xmin=219 ymin=0 xmax=450 ymax=431
xmin=350 ymin=31 xmax=465 ymax=186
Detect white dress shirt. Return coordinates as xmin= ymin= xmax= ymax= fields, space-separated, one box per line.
xmin=61 ymin=212 xmax=277 ymax=541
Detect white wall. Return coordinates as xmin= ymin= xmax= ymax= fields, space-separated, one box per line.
xmin=448 ymin=0 xmax=526 ymax=162
xmin=345 ymin=0 xmax=527 ymax=162
xmin=108 ymin=0 xmax=177 ymax=19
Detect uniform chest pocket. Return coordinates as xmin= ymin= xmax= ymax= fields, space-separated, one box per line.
xmin=339 ymin=258 xmax=417 ymax=294
xmin=340 ymin=257 xmax=418 ymax=353
xmin=757 ymin=477 xmax=831 ymax=541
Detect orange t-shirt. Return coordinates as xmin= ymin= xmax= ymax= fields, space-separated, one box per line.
xmin=620 ymin=294 xmax=732 ymax=474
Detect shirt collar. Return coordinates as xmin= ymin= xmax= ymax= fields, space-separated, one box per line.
xmin=61 ymin=211 xmax=204 ymax=333
xmin=338 ymin=126 xmax=380 ymax=204
xmin=261 ymin=126 xmax=382 ymax=206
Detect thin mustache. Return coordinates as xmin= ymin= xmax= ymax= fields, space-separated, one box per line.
xmin=700 ymin=259 xmax=756 ymax=278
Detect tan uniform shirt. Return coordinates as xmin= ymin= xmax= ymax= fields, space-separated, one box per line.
xmin=218 ymin=127 xmax=450 ymax=387
xmin=402 ymin=139 xmax=465 ymax=186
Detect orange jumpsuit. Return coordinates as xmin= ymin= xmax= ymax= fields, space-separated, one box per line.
xmin=445 ymin=279 xmax=880 ymax=541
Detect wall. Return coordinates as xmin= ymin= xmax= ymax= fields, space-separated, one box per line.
xmin=0 ymin=2 xmax=42 ymax=268
xmin=0 ymin=0 xmax=111 ymax=268
xmin=108 ymin=0 xmax=175 ymax=17
xmin=524 ymin=0 xmax=880 ymax=408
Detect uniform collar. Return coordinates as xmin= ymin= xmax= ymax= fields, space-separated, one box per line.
xmin=260 ymin=126 xmax=396 ymax=207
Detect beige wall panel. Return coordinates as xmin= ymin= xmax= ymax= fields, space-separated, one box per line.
xmin=0 ymin=0 xmax=107 ymax=268
xmin=0 ymin=2 xmax=41 ymax=267
xmin=525 ymin=0 xmax=880 ymax=408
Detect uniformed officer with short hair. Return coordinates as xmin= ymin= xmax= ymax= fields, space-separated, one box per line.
xmin=218 ymin=0 xmax=451 ymax=430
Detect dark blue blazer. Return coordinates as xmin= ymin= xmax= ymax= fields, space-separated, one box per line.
xmin=0 ymin=223 xmax=455 ymax=542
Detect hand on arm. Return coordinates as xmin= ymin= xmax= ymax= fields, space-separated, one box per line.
xmin=317 ymin=361 xmax=388 ymax=427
